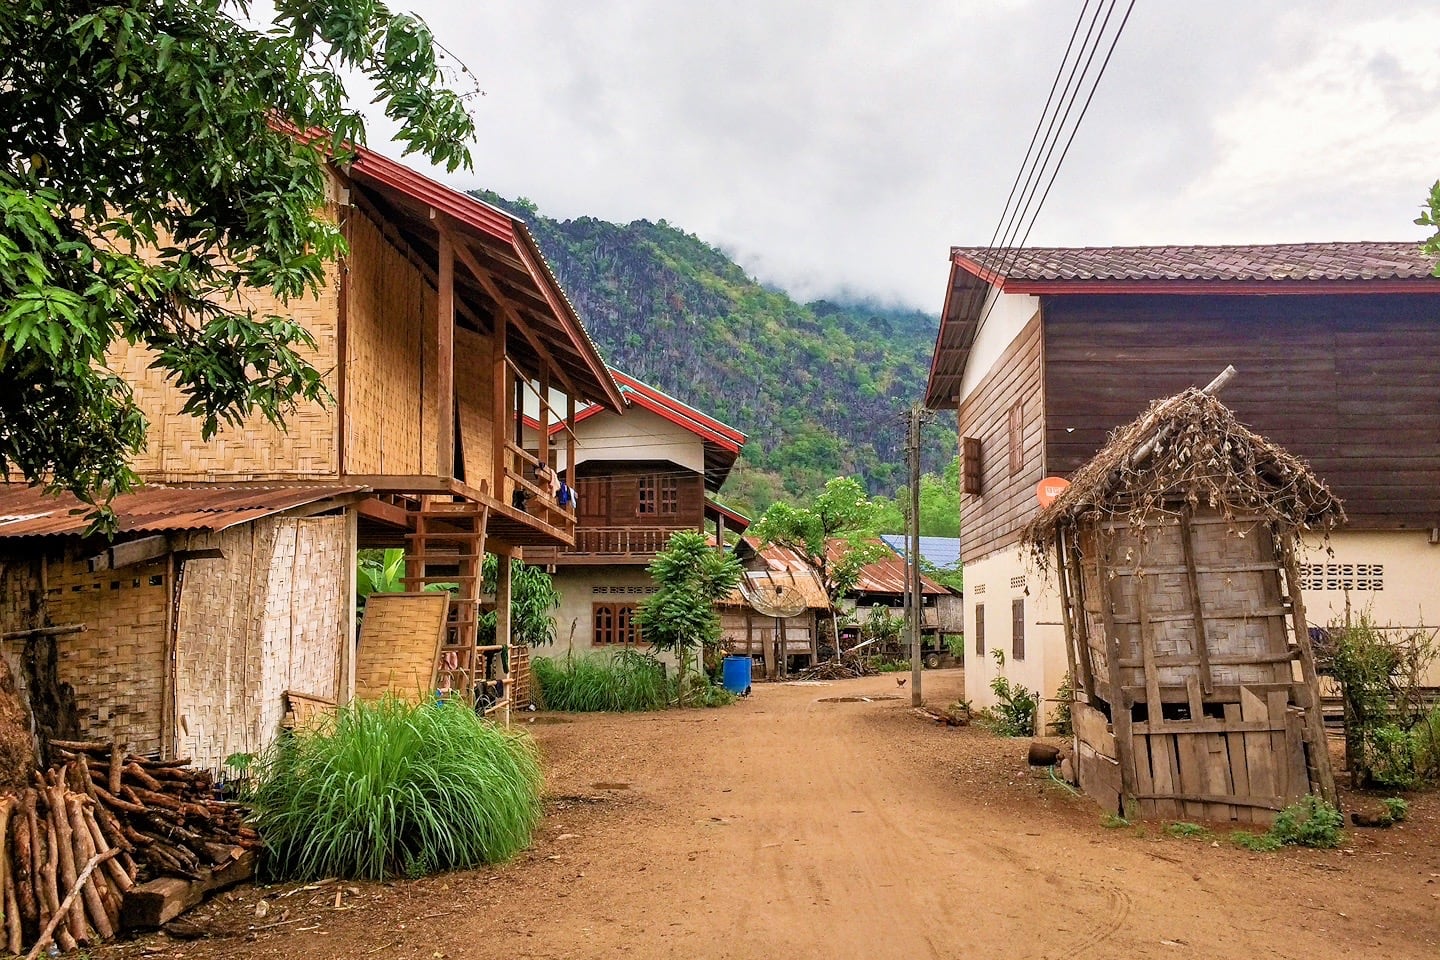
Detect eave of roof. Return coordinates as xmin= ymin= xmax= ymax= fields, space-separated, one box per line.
xmin=926 ymin=241 xmax=1440 ymax=408
xmin=0 ymin=484 xmax=366 ymax=539
xmin=343 ymin=146 xmax=625 ymax=413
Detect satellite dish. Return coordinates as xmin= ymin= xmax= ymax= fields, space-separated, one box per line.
xmin=739 ymin=578 xmax=807 ymax=618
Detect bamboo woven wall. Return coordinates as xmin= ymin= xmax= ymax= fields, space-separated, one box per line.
xmin=173 ymin=515 xmax=348 ymax=769
xmin=108 ymin=212 xmax=342 ymax=482
xmin=45 ymin=553 xmax=170 ymax=755
xmin=456 ymin=328 xmax=495 ymax=490
xmin=354 ymin=593 xmax=449 ymax=701
xmin=343 ymin=208 xmax=432 ymax=476
xmin=1078 ymin=512 xmax=1292 ymax=695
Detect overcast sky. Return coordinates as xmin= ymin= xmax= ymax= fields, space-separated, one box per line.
xmin=363 ymin=1 xmax=1440 ymax=313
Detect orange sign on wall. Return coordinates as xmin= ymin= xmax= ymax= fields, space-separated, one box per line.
xmin=1036 ymin=476 xmax=1070 ymax=508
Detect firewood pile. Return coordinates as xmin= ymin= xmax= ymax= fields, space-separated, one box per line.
xmin=791 ymin=655 xmax=878 ymax=682
xmin=0 ymin=740 xmax=259 ymax=957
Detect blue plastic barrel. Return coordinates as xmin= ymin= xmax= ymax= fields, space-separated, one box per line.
xmin=721 ymin=655 xmax=753 ymax=696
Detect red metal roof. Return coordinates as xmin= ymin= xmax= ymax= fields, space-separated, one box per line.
xmin=704 ymin=498 xmax=751 ymax=532
xmin=0 ymin=484 xmax=365 ymax=538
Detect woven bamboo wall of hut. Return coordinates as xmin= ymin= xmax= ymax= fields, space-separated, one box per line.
xmin=107 ymin=215 xmax=342 ymax=482
xmin=342 ymin=206 xmax=438 ymax=476
xmin=456 ymin=327 xmax=496 ymax=490
xmin=1063 ymin=508 xmax=1326 ymax=823
xmin=45 ymin=553 xmax=171 ymax=755
xmin=173 ymin=515 xmax=348 ymax=768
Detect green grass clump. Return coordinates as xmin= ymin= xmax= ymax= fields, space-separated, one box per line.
xmin=1230 ymin=830 xmax=1283 ymax=852
xmin=533 ymin=649 xmax=672 ymax=712
xmin=1100 ymin=813 xmax=1130 ymax=829
xmin=1165 ymin=821 xmax=1209 ymax=839
xmin=251 ymin=696 xmax=543 ymax=881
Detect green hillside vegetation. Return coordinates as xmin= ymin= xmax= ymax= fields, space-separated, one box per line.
xmin=472 ymin=192 xmax=956 ymax=515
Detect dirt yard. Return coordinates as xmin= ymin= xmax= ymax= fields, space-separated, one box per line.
xmin=100 ymin=669 xmax=1439 ymax=959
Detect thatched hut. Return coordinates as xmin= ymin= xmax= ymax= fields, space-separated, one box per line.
xmin=1023 ymin=388 xmax=1344 ymax=823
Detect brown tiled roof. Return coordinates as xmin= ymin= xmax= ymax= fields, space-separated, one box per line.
xmin=0 ymin=483 xmax=365 ymax=538
xmin=952 ymin=241 xmax=1438 ymax=285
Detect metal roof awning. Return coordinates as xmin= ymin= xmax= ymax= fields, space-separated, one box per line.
xmin=0 ymin=484 xmax=366 ymax=538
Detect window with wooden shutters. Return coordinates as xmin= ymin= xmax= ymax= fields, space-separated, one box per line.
xmin=1011 ymin=597 xmax=1025 ymax=661
xmin=594 ymin=603 xmax=643 ymax=645
xmin=637 ymin=476 xmax=657 ymax=515
xmin=974 ymin=603 xmax=985 ymax=656
xmin=962 ymin=437 xmax=983 ymax=495
xmin=659 ymin=476 xmax=679 ymax=515
xmin=1007 ymin=401 xmax=1024 ymax=476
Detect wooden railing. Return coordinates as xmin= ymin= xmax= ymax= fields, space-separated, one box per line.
xmin=502 ymin=440 xmax=575 ymax=536
xmin=528 ymin=525 xmax=692 ymax=561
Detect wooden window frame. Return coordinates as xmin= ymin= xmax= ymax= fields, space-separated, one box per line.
xmin=962 ymin=437 xmax=983 ymax=495
xmin=1011 ymin=597 xmax=1025 ymax=661
xmin=593 ymin=602 xmax=643 ymax=646
xmin=659 ymin=476 xmax=679 ymax=516
xmin=974 ymin=602 xmax=985 ymax=656
xmin=636 ymin=475 xmax=657 ymax=515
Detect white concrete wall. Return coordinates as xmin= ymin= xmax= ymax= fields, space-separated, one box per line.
xmin=962 ymin=545 xmax=1067 ymax=733
xmin=1298 ymin=529 xmax=1440 ymax=637
xmin=546 ymin=566 xmax=691 ymax=671
xmin=559 ymin=407 xmax=704 ymax=475
xmin=955 ymin=289 xmax=1041 ymax=403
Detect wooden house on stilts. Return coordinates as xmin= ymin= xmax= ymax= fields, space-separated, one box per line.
xmin=1023 ymin=388 xmax=1343 ymax=823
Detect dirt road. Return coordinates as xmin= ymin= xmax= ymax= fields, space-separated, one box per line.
xmin=109 ymin=669 xmax=1440 ymax=960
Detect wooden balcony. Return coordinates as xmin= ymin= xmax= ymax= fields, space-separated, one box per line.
xmin=526 ymin=524 xmax=694 ymax=565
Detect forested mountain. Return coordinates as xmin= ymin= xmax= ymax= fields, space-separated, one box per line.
xmin=474 ymin=191 xmax=956 ymax=515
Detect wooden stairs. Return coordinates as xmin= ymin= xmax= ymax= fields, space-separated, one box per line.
xmin=403 ymin=498 xmax=508 ymax=715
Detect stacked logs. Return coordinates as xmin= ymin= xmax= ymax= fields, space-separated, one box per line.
xmin=0 ymin=741 xmax=259 ymax=956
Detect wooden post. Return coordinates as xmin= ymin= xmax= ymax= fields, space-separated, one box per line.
xmin=436 ymin=223 xmax=455 ymax=481
xmin=1280 ymin=543 xmax=1339 ymax=808
xmin=1178 ymin=510 xmax=1214 ymax=694
xmin=537 ymin=365 xmax=551 ymax=473
xmin=565 ymin=393 xmax=577 ymax=488
xmin=1066 ymin=532 xmax=1098 ymax=703
xmin=1094 ymin=538 xmax=1137 ymax=802
xmin=340 ymin=506 xmax=358 ymax=703
xmin=1054 ymin=535 xmax=1080 ymax=713
xmin=495 ymin=546 xmax=513 ymax=728
xmin=491 ymin=305 xmax=508 ymax=501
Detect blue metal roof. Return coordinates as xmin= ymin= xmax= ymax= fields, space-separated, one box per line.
xmin=880 ymin=535 xmax=961 ymax=570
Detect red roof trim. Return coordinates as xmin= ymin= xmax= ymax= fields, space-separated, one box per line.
xmin=1003 ymin=278 xmax=1440 ymax=295
xmin=346 ymin=148 xmax=514 ymax=243
xmin=951 ymin=252 xmax=1010 ymax=289
xmin=705 ymin=498 xmax=751 ymax=530
xmin=608 ymin=370 xmax=748 ymax=448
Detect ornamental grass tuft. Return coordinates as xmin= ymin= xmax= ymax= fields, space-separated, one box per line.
xmin=251 ymin=696 xmax=543 ymax=881
xmin=533 ymin=650 xmax=672 ymax=712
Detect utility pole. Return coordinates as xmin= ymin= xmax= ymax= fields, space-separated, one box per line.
xmin=907 ymin=403 xmax=924 ymax=707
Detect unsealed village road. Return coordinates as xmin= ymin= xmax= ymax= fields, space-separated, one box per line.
xmin=107 ymin=670 xmax=1439 ymax=960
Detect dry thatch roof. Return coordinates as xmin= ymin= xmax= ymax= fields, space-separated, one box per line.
xmin=1023 ymin=388 xmax=1345 ymax=552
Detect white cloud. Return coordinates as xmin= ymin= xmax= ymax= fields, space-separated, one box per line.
xmin=363 ymin=1 xmax=1440 ymax=310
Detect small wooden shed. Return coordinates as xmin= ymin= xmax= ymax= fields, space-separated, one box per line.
xmin=1024 ymin=389 xmax=1344 ymax=823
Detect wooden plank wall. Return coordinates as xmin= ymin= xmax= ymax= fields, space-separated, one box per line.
xmin=1044 ymin=293 xmax=1440 ymax=529
xmin=575 ymin=464 xmax=706 ymax=528
xmin=956 ymin=311 xmax=1045 ymax=565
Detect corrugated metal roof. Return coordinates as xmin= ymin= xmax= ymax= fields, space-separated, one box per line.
xmin=723 ymin=541 xmax=829 ymax=610
xmin=880 ymin=535 xmax=961 ymax=571
xmin=0 ymin=484 xmax=365 ymax=538
xmin=828 ymin=539 xmax=948 ymax=596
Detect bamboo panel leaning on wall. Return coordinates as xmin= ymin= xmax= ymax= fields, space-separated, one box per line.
xmin=353 ymin=593 xmax=450 ymax=702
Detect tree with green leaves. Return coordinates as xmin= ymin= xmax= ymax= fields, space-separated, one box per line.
xmin=871 ymin=455 xmax=962 ymax=539
xmin=1 ymin=0 xmax=476 ymax=512
xmin=1418 ymin=180 xmax=1440 ymax=276
xmin=638 ymin=530 xmax=743 ymax=703
xmin=481 ymin=555 xmax=561 ymax=649
xmin=748 ymin=476 xmax=888 ymax=659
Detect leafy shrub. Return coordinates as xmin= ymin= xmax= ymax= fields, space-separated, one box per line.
xmin=533 ymin=650 xmax=672 ymax=712
xmin=1269 ymin=795 xmax=1344 ymax=848
xmin=691 ymin=679 xmax=739 ymax=708
xmin=1100 ymin=814 xmax=1130 ymax=829
xmin=1381 ymin=796 xmax=1410 ymax=823
xmin=986 ymin=649 xmax=1037 ymax=737
xmin=1165 ymin=821 xmax=1208 ymax=839
xmin=870 ymin=657 xmax=911 ymax=673
xmin=1366 ymin=723 xmax=1420 ymax=789
xmin=251 ymin=697 xmax=543 ymax=880
xmin=1050 ymin=670 xmax=1074 ymax=737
